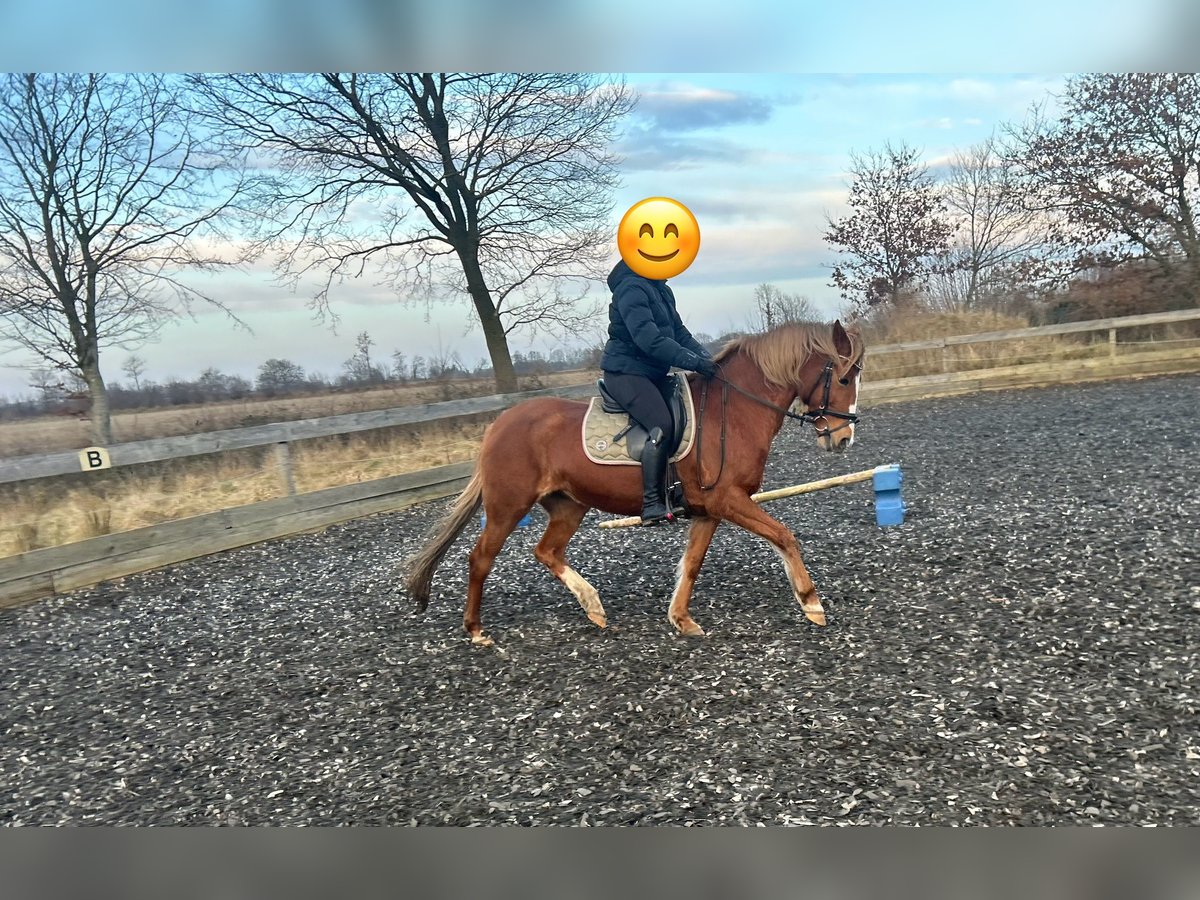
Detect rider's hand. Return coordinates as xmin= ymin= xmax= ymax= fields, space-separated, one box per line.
xmin=693 ymin=355 xmax=719 ymax=379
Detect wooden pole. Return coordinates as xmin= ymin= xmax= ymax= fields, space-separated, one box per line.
xmin=598 ymin=466 xmax=883 ymax=529
xmin=273 ymin=442 xmax=297 ymax=496
xmin=749 ymin=468 xmax=878 ymax=503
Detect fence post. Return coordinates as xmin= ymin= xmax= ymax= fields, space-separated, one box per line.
xmin=1109 ymin=327 xmax=1118 ymax=358
xmin=273 ymin=442 xmax=296 ymax=496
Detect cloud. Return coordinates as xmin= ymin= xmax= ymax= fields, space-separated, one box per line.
xmin=634 ymin=83 xmax=775 ymax=134
xmin=616 ymin=134 xmax=753 ymax=172
xmin=616 ymin=82 xmax=779 ymax=172
xmin=685 ymin=186 xmax=848 ymax=225
xmin=680 ymin=218 xmax=832 ymax=289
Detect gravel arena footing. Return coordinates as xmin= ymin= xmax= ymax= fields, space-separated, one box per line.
xmin=2 ymin=375 xmax=1198 ymax=826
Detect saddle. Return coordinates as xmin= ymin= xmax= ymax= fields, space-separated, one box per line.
xmin=582 ymin=372 xmax=696 ymax=466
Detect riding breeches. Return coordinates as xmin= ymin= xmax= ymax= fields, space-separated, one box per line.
xmin=601 ymin=371 xmax=674 ymax=438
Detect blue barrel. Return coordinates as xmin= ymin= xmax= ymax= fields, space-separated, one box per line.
xmin=872 ymin=464 xmax=906 ymax=527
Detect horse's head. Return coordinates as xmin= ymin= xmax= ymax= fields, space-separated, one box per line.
xmin=711 ymin=318 xmax=865 ymax=453
xmin=796 ymin=320 xmax=864 ymax=453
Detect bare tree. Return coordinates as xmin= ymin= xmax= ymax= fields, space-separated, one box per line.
xmin=121 ymin=354 xmax=147 ymax=392
xmin=928 ymin=136 xmax=1045 ymax=311
xmin=192 ymin=73 xmax=635 ymax=393
xmin=342 ymin=330 xmax=383 ymax=385
xmin=0 ymin=73 xmax=248 ymax=443
xmin=824 ymin=142 xmax=952 ymax=314
xmin=389 ymin=349 xmax=408 ymax=384
xmin=27 ymin=366 xmax=63 ymax=404
xmin=750 ymin=283 xmax=818 ymax=332
xmin=409 ymin=355 xmax=427 ymax=382
xmin=428 ymin=347 xmax=464 ymax=379
xmin=256 ymin=358 xmax=305 ymax=396
xmin=1009 ymin=74 xmax=1200 ymax=304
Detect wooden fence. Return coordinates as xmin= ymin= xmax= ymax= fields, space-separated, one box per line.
xmin=0 ymin=382 xmax=596 ymax=487
xmin=3 ymin=308 xmax=1200 ymax=609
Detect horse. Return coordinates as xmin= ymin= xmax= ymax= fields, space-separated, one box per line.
xmin=404 ymin=319 xmax=865 ymax=645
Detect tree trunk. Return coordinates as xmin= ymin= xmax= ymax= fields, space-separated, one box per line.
xmin=965 ymin=264 xmax=980 ymax=310
xmin=82 ymin=363 xmax=113 ymax=445
xmin=479 ymin=304 xmax=518 ymax=394
xmin=456 ymin=243 xmax=517 ymax=393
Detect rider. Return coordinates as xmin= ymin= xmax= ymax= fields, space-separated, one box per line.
xmin=601 ymin=259 xmax=719 ymax=525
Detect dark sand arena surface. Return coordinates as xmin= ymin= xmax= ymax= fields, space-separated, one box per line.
xmin=2 ymin=374 xmax=1198 ymax=825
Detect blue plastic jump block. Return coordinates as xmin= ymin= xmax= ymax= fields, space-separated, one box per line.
xmin=872 ymin=464 xmax=906 ymax=527
xmin=480 ymin=512 xmax=533 ymax=528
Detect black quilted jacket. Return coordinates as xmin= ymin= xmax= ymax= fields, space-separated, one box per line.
xmin=599 ymin=260 xmax=711 ymax=378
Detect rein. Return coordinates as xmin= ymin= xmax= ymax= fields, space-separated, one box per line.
xmin=694 ymin=360 xmax=860 ymax=491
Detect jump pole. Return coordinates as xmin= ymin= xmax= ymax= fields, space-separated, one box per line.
xmin=598 ymin=463 xmax=905 ymax=529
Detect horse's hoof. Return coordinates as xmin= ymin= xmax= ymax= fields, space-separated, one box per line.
xmin=587 ymin=611 xmax=608 ymax=629
xmin=803 ymin=606 xmax=827 ymax=627
xmin=470 ymin=632 xmax=495 ymax=647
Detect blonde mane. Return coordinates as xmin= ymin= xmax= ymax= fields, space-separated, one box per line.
xmin=712 ymin=321 xmax=865 ymax=389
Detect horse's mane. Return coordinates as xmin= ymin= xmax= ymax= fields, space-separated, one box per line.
xmin=713 ymin=321 xmax=865 ymax=389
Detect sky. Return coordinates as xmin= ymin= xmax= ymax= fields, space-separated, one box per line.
xmin=0 ymin=73 xmax=1069 ymax=397
xmin=0 ymin=0 xmax=1193 ymax=397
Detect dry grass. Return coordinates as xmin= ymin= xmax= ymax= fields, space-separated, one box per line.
xmin=860 ymin=308 xmax=1200 ymax=381
xmin=0 ymin=372 xmax=592 ymax=558
xmin=1 ymin=416 xmax=499 ymax=557
xmin=0 ymin=370 xmax=590 ymax=458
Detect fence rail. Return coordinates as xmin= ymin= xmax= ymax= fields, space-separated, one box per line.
xmin=867 ymin=308 xmax=1200 ymax=354
xmin=3 ymin=308 xmax=1200 ymax=610
xmin=860 ymin=345 xmax=1200 ymax=404
xmin=1 ymin=462 xmax=474 ymax=609
xmin=0 ymin=382 xmax=596 ymax=486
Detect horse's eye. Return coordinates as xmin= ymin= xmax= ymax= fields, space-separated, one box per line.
xmin=838 ymin=377 xmax=849 ymax=386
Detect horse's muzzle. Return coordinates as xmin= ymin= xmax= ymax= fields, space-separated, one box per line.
xmin=817 ymin=432 xmax=853 ymax=453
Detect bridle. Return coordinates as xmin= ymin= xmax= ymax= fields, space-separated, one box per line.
xmin=694 ymin=356 xmax=861 ymax=491
xmin=798 ymin=359 xmax=861 ymax=441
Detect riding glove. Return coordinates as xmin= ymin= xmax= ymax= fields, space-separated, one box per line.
xmin=690 ymin=354 xmax=719 ymax=379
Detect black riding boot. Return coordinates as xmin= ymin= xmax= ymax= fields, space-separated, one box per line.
xmin=639 ymin=427 xmax=674 ymax=526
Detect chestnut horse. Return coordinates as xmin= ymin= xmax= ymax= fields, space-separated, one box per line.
xmin=404 ymin=320 xmax=865 ymax=644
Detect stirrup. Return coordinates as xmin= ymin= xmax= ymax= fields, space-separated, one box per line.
xmin=640 ymin=510 xmax=676 ymax=527
xmin=639 ymin=499 xmax=677 ymax=526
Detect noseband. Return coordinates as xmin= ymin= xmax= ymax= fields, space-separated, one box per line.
xmin=695 ymin=357 xmax=860 ymax=490
xmin=801 ymin=360 xmax=860 ymax=439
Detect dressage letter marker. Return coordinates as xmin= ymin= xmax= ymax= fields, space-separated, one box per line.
xmin=77 ymin=446 xmax=112 ymax=472
xmin=598 ymin=464 xmax=906 ymax=529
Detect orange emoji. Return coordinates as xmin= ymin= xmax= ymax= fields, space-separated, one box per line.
xmin=617 ymin=197 xmax=700 ymax=280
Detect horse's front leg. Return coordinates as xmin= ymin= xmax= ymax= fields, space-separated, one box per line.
xmin=668 ymin=516 xmax=720 ymax=636
xmin=713 ymin=493 xmax=827 ymax=626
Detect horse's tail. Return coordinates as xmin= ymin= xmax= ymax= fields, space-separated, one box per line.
xmin=403 ymin=469 xmax=484 ymax=611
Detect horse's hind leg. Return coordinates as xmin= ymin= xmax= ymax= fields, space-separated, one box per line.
xmin=535 ymin=494 xmax=607 ymax=629
xmin=465 ymin=506 xmax=526 ymax=645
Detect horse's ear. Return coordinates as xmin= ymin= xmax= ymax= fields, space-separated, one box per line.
xmin=832 ymin=319 xmax=852 ymax=356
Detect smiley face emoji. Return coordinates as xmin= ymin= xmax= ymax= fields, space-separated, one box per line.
xmin=617 ymin=197 xmax=700 ymax=280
